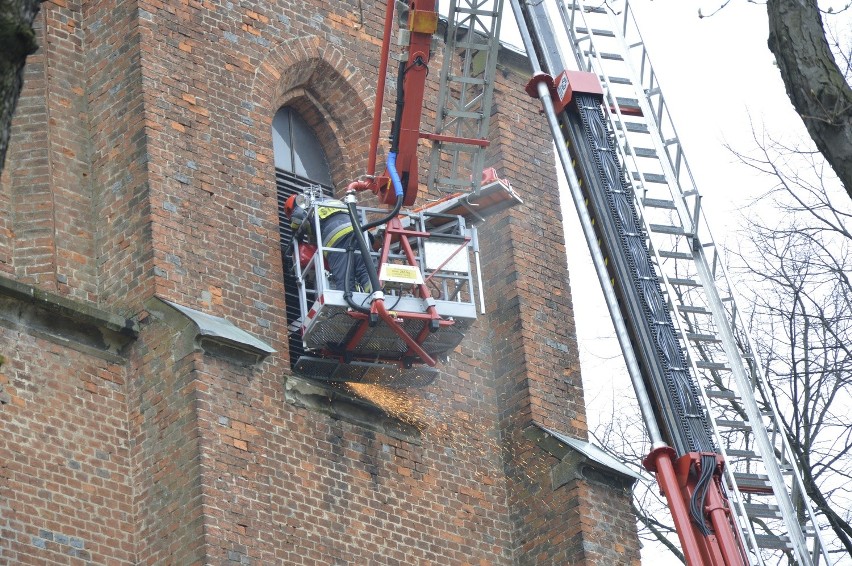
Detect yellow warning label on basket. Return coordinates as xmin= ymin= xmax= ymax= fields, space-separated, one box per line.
xmin=380 ymin=263 xmax=424 ymax=285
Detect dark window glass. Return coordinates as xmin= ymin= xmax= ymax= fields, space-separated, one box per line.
xmin=272 ymin=106 xmax=333 ymax=186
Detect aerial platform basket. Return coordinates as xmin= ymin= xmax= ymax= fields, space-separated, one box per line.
xmin=287 ymin=171 xmax=520 ymax=389
xmin=295 ymin=290 xmax=475 ymax=388
xmin=289 ymin=203 xmax=478 ymax=388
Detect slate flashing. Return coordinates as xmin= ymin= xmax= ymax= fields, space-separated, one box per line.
xmin=145 ymin=297 xmax=275 ymax=366
xmin=524 ymin=423 xmax=643 ymax=490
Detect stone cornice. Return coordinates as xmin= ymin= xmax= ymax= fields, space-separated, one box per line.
xmin=0 ymin=275 xmax=138 ymax=362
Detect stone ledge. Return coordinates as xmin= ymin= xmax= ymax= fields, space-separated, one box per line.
xmin=285 ymin=375 xmax=422 ymax=444
xmin=524 ymin=423 xmax=642 ymax=490
xmin=0 ymin=274 xmax=138 ymax=362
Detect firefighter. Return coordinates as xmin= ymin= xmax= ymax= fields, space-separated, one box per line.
xmin=284 ymin=194 xmax=373 ymax=293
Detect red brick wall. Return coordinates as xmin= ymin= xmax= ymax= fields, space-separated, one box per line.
xmin=0 ymin=0 xmax=152 ymax=310
xmin=0 ymin=0 xmax=641 ymax=564
xmin=125 ymin=328 xmax=207 ymax=564
xmin=87 ymin=0 xmax=153 ymax=312
xmin=2 ymin=12 xmax=54 ymax=286
xmin=0 ymin=330 xmax=134 ymax=564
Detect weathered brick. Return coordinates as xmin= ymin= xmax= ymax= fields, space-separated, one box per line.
xmin=0 ymin=1 xmax=641 ymax=564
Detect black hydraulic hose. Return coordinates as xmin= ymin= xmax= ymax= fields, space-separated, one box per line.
xmin=361 ymin=191 xmax=403 ymax=231
xmin=347 ymin=201 xmax=382 ymax=295
xmin=343 ymin=56 xmax=410 ymax=307
xmin=342 ymin=239 xmax=370 ymax=314
xmin=690 ymin=453 xmax=718 ymax=536
xmin=342 ymin=57 xmax=407 ymax=313
xmin=390 ymin=60 xmax=406 ymax=154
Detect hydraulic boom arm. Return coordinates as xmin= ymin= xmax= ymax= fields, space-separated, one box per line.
xmin=511 ymin=1 xmax=747 ymax=564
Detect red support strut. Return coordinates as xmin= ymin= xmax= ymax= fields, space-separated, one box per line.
xmin=337 ymin=215 xmax=453 ymax=369
xmin=388 ymin=1 xmax=437 ymax=206
xmin=644 ymin=447 xmax=748 ymax=566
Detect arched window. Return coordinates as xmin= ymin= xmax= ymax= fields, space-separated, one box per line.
xmin=272 ymin=105 xmax=333 ymax=369
xmin=272 ymin=106 xmax=333 ymax=186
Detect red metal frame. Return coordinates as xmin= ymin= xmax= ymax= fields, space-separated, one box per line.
xmin=361 ymin=2 xmax=490 ymax=205
xmin=324 ymin=216 xmax=456 ymax=368
xmin=391 ymin=1 xmax=437 ymax=205
xmin=644 ymin=447 xmax=748 ymax=566
xmin=419 ymin=132 xmax=491 ymax=148
xmin=366 ymin=0 xmax=399 ymax=178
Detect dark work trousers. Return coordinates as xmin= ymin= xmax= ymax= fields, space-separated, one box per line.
xmin=323 ymin=226 xmax=373 ymax=294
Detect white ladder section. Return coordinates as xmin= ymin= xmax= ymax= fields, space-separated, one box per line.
xmin=542 ymin=0 xmax=832 ymax=563
xmin=428 ymin=0 xmax=504 ymax=195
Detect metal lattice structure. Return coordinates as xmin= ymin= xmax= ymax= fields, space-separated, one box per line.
xmin=428 ymin=0 xmax=505 ymax=195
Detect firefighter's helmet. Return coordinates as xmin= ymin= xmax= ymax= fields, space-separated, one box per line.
xmin=285 ymin=194 xmax=307 ymax=229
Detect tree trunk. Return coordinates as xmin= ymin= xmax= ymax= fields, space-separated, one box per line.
xmin=767 ymin=0 xmax=852 ymax=201
xmin=0 ymin=0 xmax=43 ymax=175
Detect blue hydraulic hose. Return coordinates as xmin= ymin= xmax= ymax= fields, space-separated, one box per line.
xmin=361 ymin=152 xmax=405 ymax=232
xmin=387 ymin=151 xmax=404 ymax=198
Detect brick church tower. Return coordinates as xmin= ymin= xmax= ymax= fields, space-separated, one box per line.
xmin=1 ymin=1 xmax=641 ymax=563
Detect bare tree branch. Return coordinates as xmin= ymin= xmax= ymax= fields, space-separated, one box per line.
xmin=730 ymin=130 xmax=852 ymax=557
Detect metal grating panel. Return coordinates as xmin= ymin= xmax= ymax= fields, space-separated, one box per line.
xmin=294 ymin=355 xmax=438 ymax=388
xmin=302 ymin=290 xmax=476 ymax=362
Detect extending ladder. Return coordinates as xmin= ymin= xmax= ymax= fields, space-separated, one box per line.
xmin=524 ymin=0 xmax=833 ymax=563
xmin=427 ymin=0 xmax=505 ymax=195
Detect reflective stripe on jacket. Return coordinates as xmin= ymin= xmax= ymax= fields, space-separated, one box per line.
xmin=316 ymin=201 xmax=354 ymax=249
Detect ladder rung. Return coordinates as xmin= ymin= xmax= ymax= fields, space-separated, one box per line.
xmin=650 ymin=224 xmax=686 ymax=236
xmin=615 ymin=96 xmax=640 ymax=109
xmin=660 ymin=250 xmax=694 ymax=260
xmin=604 ymin=75 xmax=633 ymax=86
xmin=642 ymin=198 xmax=675 ymax=209
xmin=452 ymin=6 xmax=498 ymax=16
xmin=752 ymin=534 xmax=793 ymax=550
xmin=705 ymin=388 xmax=738 ymax=399
xmin=446 ymin=75 xmax=486 ymax=86
xmin=733 ymin=472 xmax=772 ymax=493
xmin=622 ymin=122 xmax=649 ymax=134
xmin=575 ymin=27 xmax=616 ymax=38
xmin=695 ymin=360 xmax=729 ymax=371
xmin=685 ymin=332 xmax=721 ymax=342
xmin=716 ymin=419 xmax=751 ymax=429
xmin=454 ymin=41 xmax=492 ymax=51
xmin=665 ymin=277 xmax=699 ymax=287
xmin=585 ymin=51 xmax=624 ymax=61
xmin=631 ymin=147 xmax=657 ymax=158
xmin=566 ymin=3 xmax=608 ymax=14
xmin=725 ymin=448 xmax=758 ymax=458
xmin=676 ymin=304 xmax=709 ymax=314
xmin=742 ymin=502 xmax=781 ymax=519
xmin=443 ymin=109 xmax=483 ymax=119
xmin=632 ymin=172 xmax=667 ymax=184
